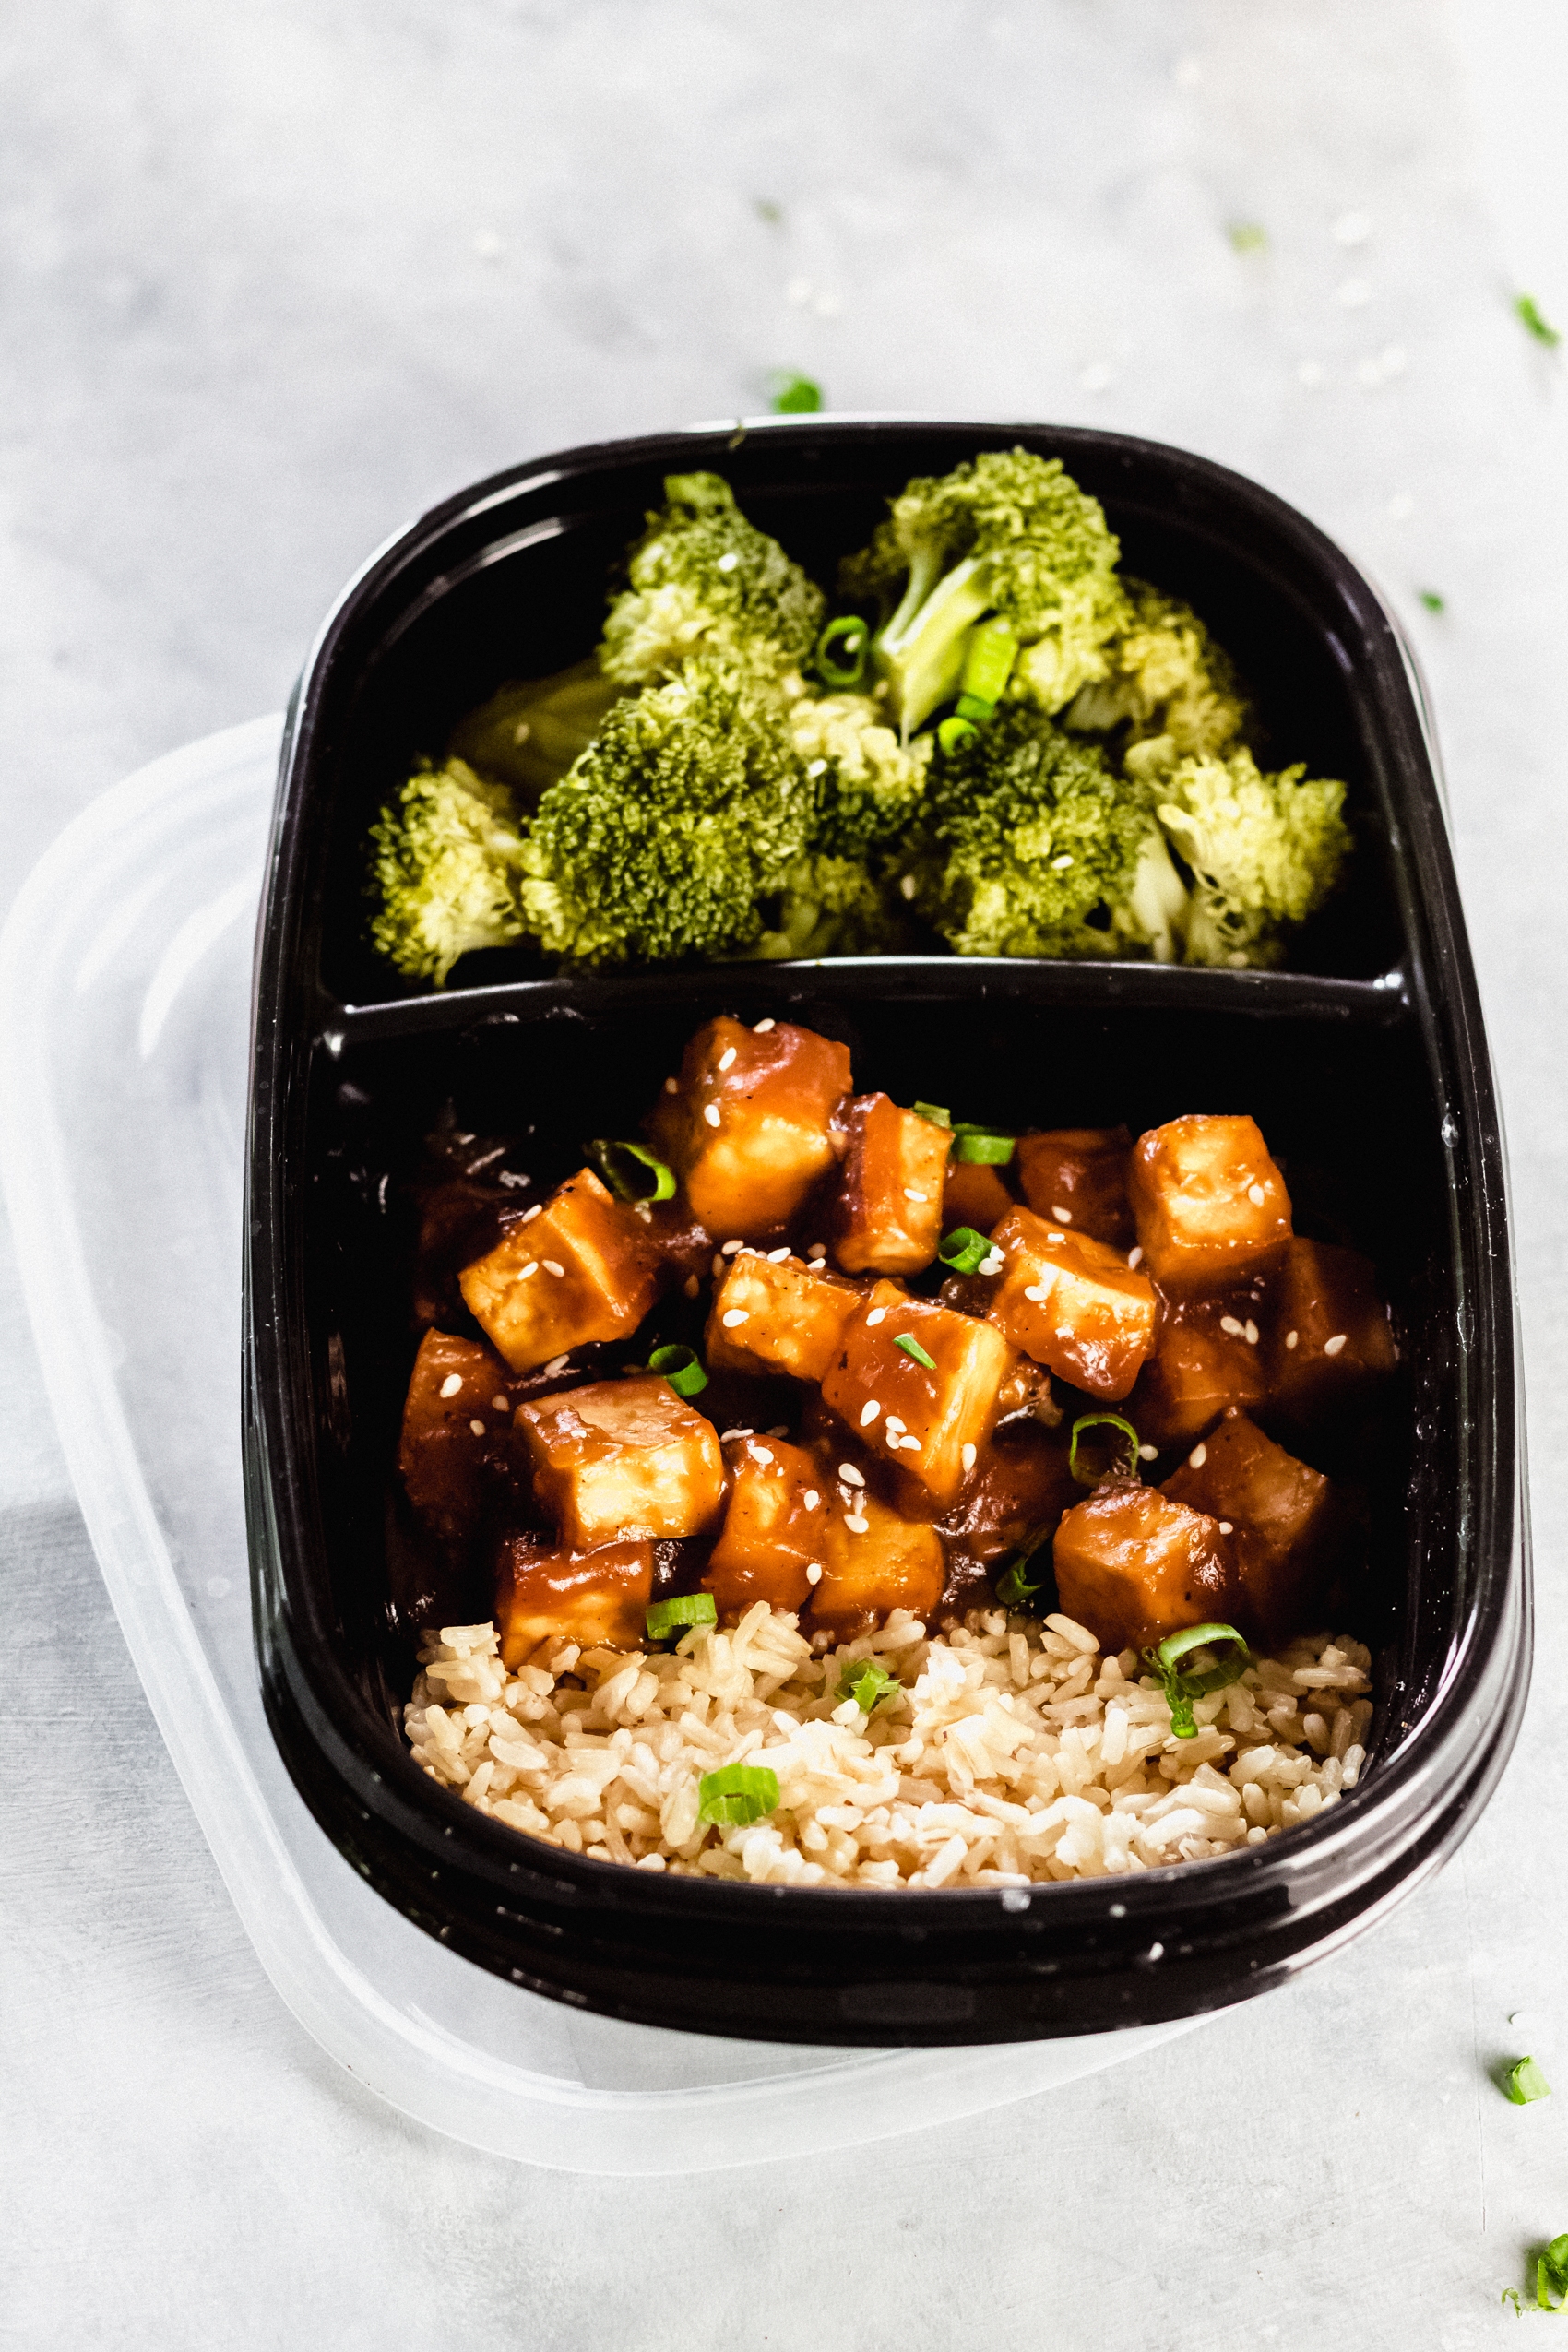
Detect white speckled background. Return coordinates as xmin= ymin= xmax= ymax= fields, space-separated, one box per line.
xmin=4 ymin=2 xmax=1566 ymax=2341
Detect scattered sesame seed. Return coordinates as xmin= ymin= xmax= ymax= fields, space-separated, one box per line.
xmin=663 ymin=1076 xmax=679 ymax=1094
xmin=1043 ymin=1232 xmax=1064 ymax=1245
xmin=1218 ymin=1521 xmax=1234 ymax=1535
xmin=522 ymin=1203 xmax=542 ymax=1223
xmin=711 ymin=1253 xmax=726 ymax=1278
xmin=1050 ymin=854 xmax=1074 ymax=872
xmin=767 ymin=1424 xmax=790 ymax=1437
xmin=722 ymin=1309 xmax=749 ymax=1328
xmin=903 ymin=1187 xmax=929 ymax=1203
xmin=1324 ymin=1333 xmax=1348 ymax=1357
xmin=1051 ymin=1205 xmax=1073 ymax=1224
xmin=899 ymin=873 xmax=917 ymax=901
xmin=806 ymin=1564 xmax=823 ymax=1585
xmin=542 ymin=1260 xmax=564 ymax=1277
xmin=1219 ymin=1315 xmax=1244 ymax=1337
xmin=885 ymin=1416 xmax=906 ymax=1434
xmin=716 ymin=550 xmax=740 ymax=572
xmin=845 ymin=1514 xmax=869 ymax=1534
xmin=1244 ymin=1319 xmax=1259 ymax=1346
xmin=519 ymin=1262 xmax=540 ymax=1280
xmin=1189 ymin=1443 xmax=1207 ymax=1468
xmin=803 ymin=1489 xmax=820 ymax=1510
xmin=806 ymin=757 xmax=828 ymax=777
xmin=492 ymin=1394 xmax=510 ymax=1413
xmin=838 ymin=1463 xmax=865 ymax=1487
xmin=1138 ymin=1443 xmax=1158 ymax=1462
xmin=962 ymin=1442 xmax=977 ymax=1472
xmin=754 ymin=1016 xmax=776 ymax=1033
xmin=767 ymin=1246 xmax=791 ymax=1263
xmin=469 ymin=1419 xmax=486 ymax=1437
xmin=720 ymin=1427 xmax=754 ymax=1442
xmin=439 ymin=1373 xmax=464 ymax=1398
xmin=1128 ymin=1246 xmax=1144 ymax=1268
xmin=544 ymin=1354 xmax=570 ymax=1376
xmin=860 ymin=1401 xmax=882 ymax=1427
xmin=1023 ymin=1284 xmax=1049 ymax=1303
xmin=633 ymin=1201 xmax=652 ymax=1223
xmin=979 ymin=1250 xmax=1004 ymax=1277
xmin=704 ymin=1103 xmax=721 ymax=1128
xmin=1247 ymin=1182 xmax=1266 ymax=1206
xmin=899 ymin=1436 xmax=921 ymax=1453
xmin=865 ymin=1306 xmax=887 ymax=1326
xmin=750 ymin=1444 xmax=775 ymax=1465
xmin=683 ymin=1274 xmax=700 ymax=1299
xmin=1285 ymin=1329 xmax=1300 ymax=1350
xmin=717 ymin=1045 xmax=738 ymax=1073
xmin=721 ymin=1238 xmax=746 ymax=1255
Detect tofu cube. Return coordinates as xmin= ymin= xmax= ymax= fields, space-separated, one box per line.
xmin=515 ymin=1375 xmax=724 ymax=1548
xmin=495 ymin=1534 xmax=654 ymax=1668
xmin=1128 ymin=1115 xmax=1292 ymax=1295
xmin=820 ymin=1279 xmax=1015 ymax=1504
xmin=984 ymin=1206 xmax=1158 ymax=1401
xmin=1161 ymin=1410 xmax=1341 ymax=1646
xmin=704 ymin=1435 xmax=827 ymax=1615
xmin=943 ymin=1156 xmax=1014 ymax=1235
xmin=808 ymin=1486 xmax=945 ymax=1640
xmin=938 ymin=1425 xmax=1079 ymax=1565
xmin=1052 ymin=1480 xmax=1236 ymax=1654
xmin=398 ymin=1327 xmax=524 ymax=1555
xmin=1266 ymin=1240 xmax=1396 ymax=1428
xmin=706 ymin=1252 xmax=861 ymax=1382
xmin=831 ymin=1094 xmax=952 ymax=1275
xmin=646 ymin=1015 xmax=851 ymax=1239
xmin=1015 ymin=1126 xmax=1134 ymax=1249
xmin=1125 ymin=1305 xmax=1268 ymax=1448
xmin=459 ymin=1167 xmax=664 ymax=1372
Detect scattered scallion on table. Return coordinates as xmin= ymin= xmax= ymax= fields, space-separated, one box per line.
xmin=1505 ymin=2056 xmax=1552 ymax=2106
xmin=769 ymin=371 xmax=824 ymax=412
xmin=1227 ymin=220 xmax=1268 ymax=254
xmin=697 ymin=1763 xmax=780 ymax=1826
xmin=647 ymin=1343 xmax=707 ymax=1398
xmin=646 ymin=1591 xmax=718 ymax=1642
xmin=1515 ymin=294 xmax=1562 ymax=350
xmin=1419 ymin=589 xmax=1446 ymax=614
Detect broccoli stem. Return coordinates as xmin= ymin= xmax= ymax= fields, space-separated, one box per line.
xmin=876 ymin=557 xmax=995 ymax=734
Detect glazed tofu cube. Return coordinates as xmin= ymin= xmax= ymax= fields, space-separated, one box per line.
xmin=495 ymin=1534 xmax=654 ymax=1668
xmin=938 ymin=1425 xmax=1078 ymax=1564
xmin=808 ymin=1487 xmax=945 ymax=1640
xmin=1161 ymin=1410 xmax=1341 ymax=1646
xmin=1128 ymin=1115 xmax=1292 ymax=1295
xmin=706 ymin=1251 xmax=861 ymax=1381
xmin=1015 ymin=1126 xmax=1134 ymax=1249
xmin=984 ymin=1207 xmax=1158 ymax=1401
xmin=820 ymin=1279 xmax=1014 ymax=1504
xmin=515 ymin=1375 xmax=725 ymax=1548
xmin=1052 ymin=1481 xmax=1236 ymax=1654
xmin=398 ymin=1328 xmax=524 ymax=1554
xmin=1266 ymin=1240 xmax=1396 ymax=1429
xmin=459 ymin=1167 xmax=664 ymax=1372
xmin=646 ymin=1015 xmax=851 ymax=1240
xmin=943 ymin=1156 xmax=1014 ymax=1235
xmin=1125 ymin=1306 xmax=1268 ymax=1448
xmin=704 ymin=1435 xmax=827 ymax=1615
xmin=830 ymin=1094 xmax=952 ymax=1275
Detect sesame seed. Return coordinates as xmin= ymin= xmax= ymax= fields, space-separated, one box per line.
xmin=721 ymin=1309 xmax=749 ymax=1328
xmin=469 ymin=1419 xmax=486 ymax=1437
xmin=845 ymin=1514 xmax=869 ymax=1534
xmin=899 ymin=1436 xmax=921 ymax=1453
xmin=519 ymin=1262 xmax=540 ymax=1279
xmin=721 ymin=1238 xmax=746 ymax=1255
xmin=544 ymin=1354 xmax=570 ymax=1376
xmin=979 ymin=1250 xmax=1004 ymax=1277
xmin=1247 ymin=1182 xmax=1266 ymax=1206
xmin=1023 ymin=1284 xmax=1049 ymax=1303
xmin=1219 ymin=1315 xmax=1244 ymax=1336
xmin=767 ymin=1246 xmax=791 ymax=1263
xmin=1285 ymin=1329 xmax=1300 ymax=1350
xmin=663 ymin=1076 xmax=679 ymax=1094
xmin=1051 ymin=853 xmax=1074 ymax=871
xmin=1189 ymin=1443 xmax=1207 ymax=1468
xmin=492 ymin=1394 xmax=510 ymax=1413
xmin=961 ymin=1442 xmax=977 ymax=1472
xmin=899 ymin=873 xmax=917 ymax=901
xmin=522 ymin=1203 xmax=542 ymax=1223
xmin=750 ymin=1444 xmax=775 ymax=1465
xmin=1218 ymin=1520 xmax=1234 ymax=1534
xmin=803 ymin=1489 xmax=820 ymax=1510
xmin=860 ymin=1401 xmax=882 ymax=1427
xmin=806 ymin=1564 xmax=823 ymax=1585
xmin=754 ymin=1017 xmax=776 ymax=1033
xmin=1051 ymin=1206 xmax=1073 ymax=1224
xmin=865 ymin=1306 xmax=887 ymax=1326
xmin=1138 ymin=1443 xmax=1158 ymax=1461
xmin=439 ymin=1373 xmax=464 ymax=1398
xmin=683 ymin=1274 xmax=700 ymax=1299
xmin=1127 ymin=1246 xmax=1144 ymax=1268
xmin=717 ymin=1045 xmax=737 ymax=1073
xmin=903 ymin=1187 xmax=928 ymax=1203
xmin=838 ymin=1463 xmax=865 ymax=1487
xmin=542 ymin=1260 xmax=565 ymax=1277
xmin=806 ymin=757 xmax=828 ymax=777
xmin=720 ymin=1427 xmax=754 ymax=1442
xmin=711 ymin=1253 xmax=726 ymax=1278
xmin=704 ymin=1104 xmax=721 ymax=1129
xmin=1244 ymin=1320 xmax=1259 ymax=1346
xmin=716 ymin=550 xmax=740 ymax=573
xmin=1324 ymin=1333 xmax=1348 ymax=1357
xmin=1043 ymin=1232 xmax=1064 ymax=1246
xmin=885 ymin=1416 xmax=906 ymax=1434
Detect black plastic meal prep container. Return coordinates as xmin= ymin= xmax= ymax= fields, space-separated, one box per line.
xmin=244 ymin=419 xmax=1529 ymax=2045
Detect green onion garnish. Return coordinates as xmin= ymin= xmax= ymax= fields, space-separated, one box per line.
xmin=770 ymin=371 xmax=825 ymax=411
xmin=837 ymin=1657 xmax=902 ymax=1711
xmin=954 ymin=693 xmax=996 ymax=723
xmin=1505 ymin=2057 xmax=1552 ymax=2106
xmin=1538 ymin=2237 xmax=1568 ymax=2311
xmin=913 ymin=1100 xmax=951 ymax=1128
xmin=1227 ymin=220 xmax=1268 ymax=254
xmin=1068 ymin=1411 xmax=1142 ymax=1487
xmin=1143 ymin=1621 xmax=1251 ymax=1739
xmin=646 ymin=1591 xmax=718 ymax=1641
xmin=1516 ymin=293 xmax=1562 ymax=350
xmin=938 ymin=715 xmax=980 ymax=755
xmin=938 ymin=1226 xmax=992 ymax=1275
xmin=958 ymin=616 xmax=1017 ymax=709
xmin=1419 ymin=589 xmax=1445 ymax=614
xmin=952 ymin=1124 xmax=1015 ymax=1165
xmin=893 ymin=1334 xmax=937 ymax=1370
xmin=995 ymin=1522 xmax=1055 ymax=1611
xmin=648 ymin=1342 xmax=707 ymax=1398
xmin=697 ymin=1762 xmax=780 ymax=1826
xmin=814 ymin=614 xmax=871 ymax=690
xmin=588 ymin=1138 xmax=676 ymax=1204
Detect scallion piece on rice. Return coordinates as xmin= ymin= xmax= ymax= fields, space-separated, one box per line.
xmin=1144 ymin=1621 xmax=1251 ymax=1739
xmin=894 ymin=1334 xmax=937 ymax=1370
xmin=646 ymin=1591 xmax=718 ymax=1641
xmin=588 ymin=1137 xmax=677 ymax=1203
xmin=938 ymin=1225 xmax=992 ymax=1275
xmin=648 ymin=1342 xmax=707 ymax=1396
xmin=1505 ymin=2056 xmax=1552 ymax=2105
xmin=837 ymin=1657 xmax=902 ymax=1711
xmin=697 ymin=1762 xmax=780 ymax=1827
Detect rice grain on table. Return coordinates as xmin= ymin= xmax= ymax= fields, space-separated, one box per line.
xmin=404 ymin=1606 xmax=1373 ymax=1886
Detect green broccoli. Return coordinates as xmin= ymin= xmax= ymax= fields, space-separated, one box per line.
xmin=367 ymin=760 xmax=529 ymax=984
xmin=1064 ymin=580 xmax=1250 ymax=767
xmin=786 ymin=690 xmax=932 ymax=860
xmin=905 ymin=705 xmax=1184 ymax=960
xmin=518 ymin=661 xmax=818 ymax=964
xmin=838 ymin=448 xmax=1129 ymax=736
xmin=446 ymin=657 xmax=627 ymax=805
xmin=744 ymin=851 xmax=912 ymax=960
xmin=1156 ymin=748 xmax=1351 ymax=967
xmin=600 ymin=471 xmax=825 ymax=688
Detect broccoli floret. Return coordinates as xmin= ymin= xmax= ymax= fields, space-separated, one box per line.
xmin=367 ymin=760 xmax=529 ymax=984
xmin=1157 ymin=749 xmax=1351 ymax=968
xmin=787 ymin=691 xmax=932 ymax=860
xmin=838 ymin=448 xmax=1129 ymax=735
xmin=906 ymin=706 xmax=1177 ymax=960
xmin=600 ymin=472 xmax=826 ymax=688
xmin=446 ymin=658 xmax=628 ymax=806
xmin=1064 ymin=580 xmax=1250 ymax=766
xmin=743 ymin=852 xmax=912 ymax=960
xmin=518 ymin=661 xmax=818 ymax=964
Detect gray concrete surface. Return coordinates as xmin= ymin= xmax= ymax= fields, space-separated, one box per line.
xmin=4 ymin=2 xmax=1566 ymax=2343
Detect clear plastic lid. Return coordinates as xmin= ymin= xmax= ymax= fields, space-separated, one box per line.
xmin=0 ymin=718 xmax=1203 ymax=2172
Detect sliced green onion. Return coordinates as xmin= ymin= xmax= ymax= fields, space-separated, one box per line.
xmin=1419 ymin=589 xmax=1445 ymax=614
xmin=938 ymin=715 xmax=980 ymax=755
xmin=770 ymin=370 xmax=825 ymax=412
xmin=1516 ymin=293 xmax=1562 ymax=350
xmin=1538 ymin=2236 xmax=1568 ymax=2310
xmin=697 ymin=1762 xmax=780 ymax=1827
xmin=953 ymin=1125 xmax=1015 ymax=1165
xmin=893 ymin=1334 xmax=937 ymax=1371
xmin=954 ymin=692 xmax=996 ymax=723
xmin=837 ymin=1657 xmax=902 ymax=1711
xmin=1143 ymin=1621 xmax=1251 ymax=1739
xmin=913 ymin=1100 xmax=951 ymax=1128
xmin=938 ymin=1226 xmax=992 ymax=1276
xmin=588 ymin=1138 xmax=676 ymax=1204
xmin=958 ymin=616 xmax=1018 ymax=707
xmin=646 ymin=1591 xmax=718 ymax=1641
xmin=1069 ymin=1411 xmax=1142 ymax=1487
xmin=995 ymin=1522 xmax=1055 ymax=1610
xmin=814 ymin=615 xmax=871 ymax=690
xmin=648 ymin=1342 xmax=707 ymax=1398
xmin=1506 ymin=2057 xmax=1552 ymax=2106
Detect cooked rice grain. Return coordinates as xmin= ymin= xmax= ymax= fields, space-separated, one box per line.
xmin=403 ymin=1607 xmax=1372 ymax=1887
